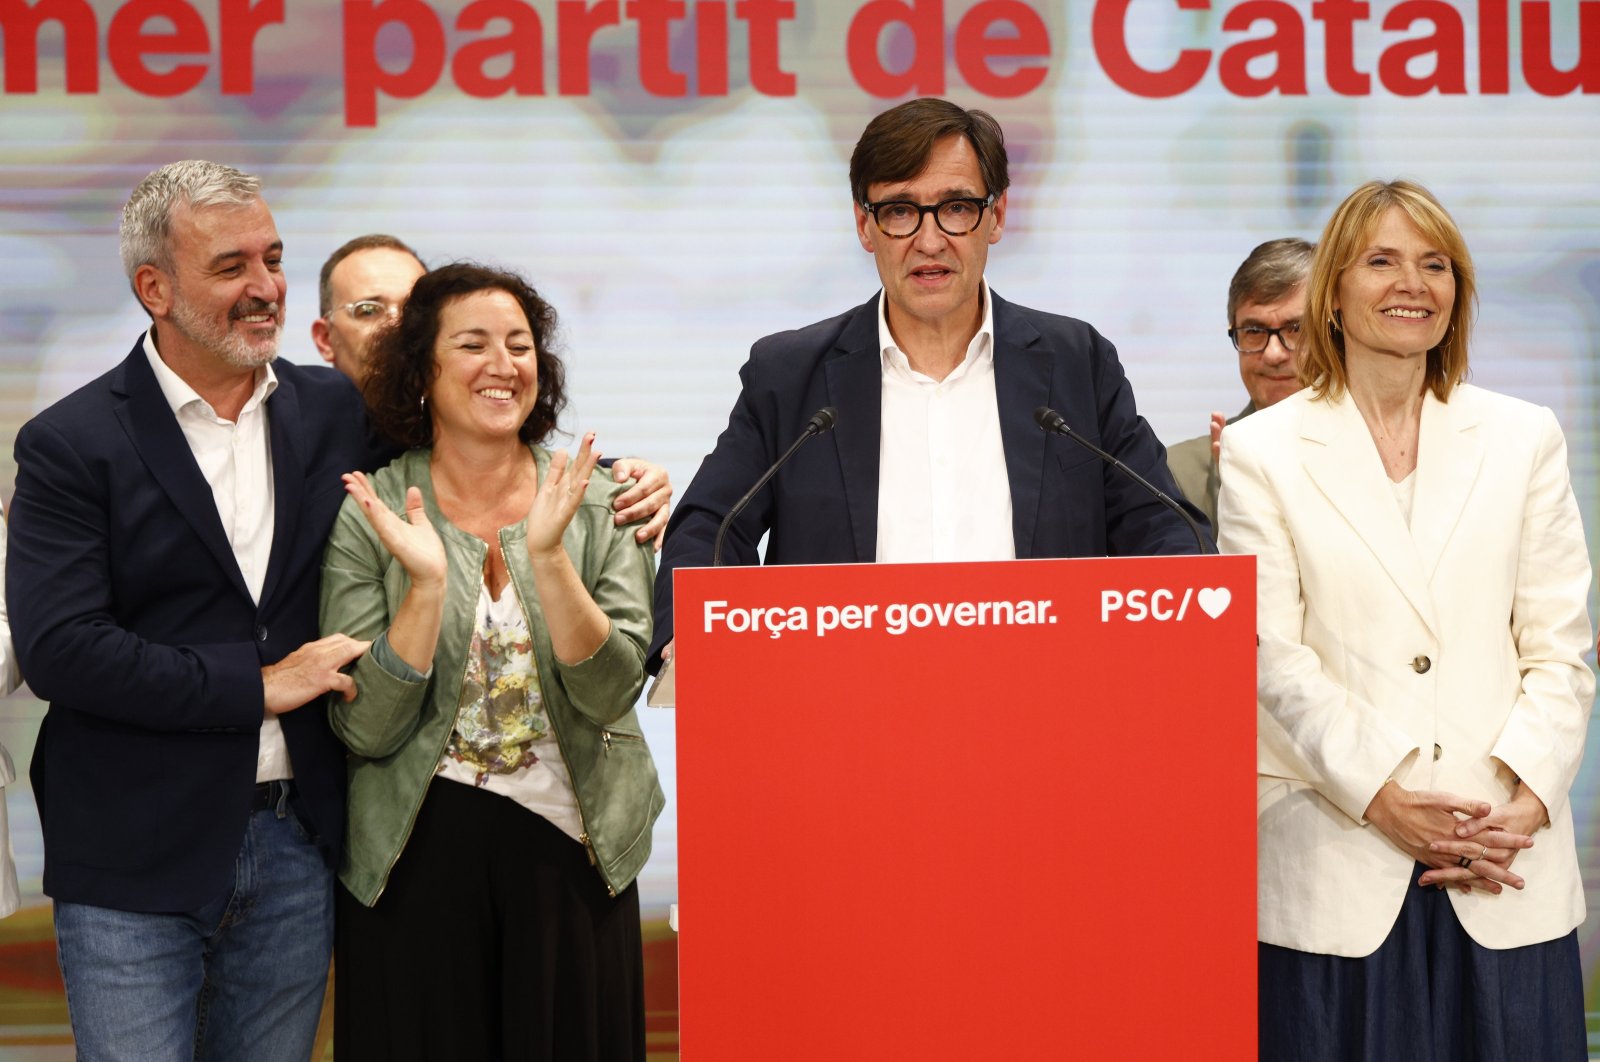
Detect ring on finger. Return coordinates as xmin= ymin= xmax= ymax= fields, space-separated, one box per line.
xmin=1458 ymin=855 xmax=1473 ymax=868
xmin=1478 ymin=843 xmax=1489 ymax=861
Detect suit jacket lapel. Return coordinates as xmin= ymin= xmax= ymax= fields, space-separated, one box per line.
xmin=1299 ymin=393 xmax=1440 ymax=638
xmin=1411 ymin=388 xmax=1482 ymax=586
xmin=823 ymin=299 xmax=885 ymax=563
xmin=990 ymin=293 xmax=1049 ymax=559
xmin=111 ymin=342 xmax=253 ymax=602
xmin=259 ymin=374 xmax=305 ymax=608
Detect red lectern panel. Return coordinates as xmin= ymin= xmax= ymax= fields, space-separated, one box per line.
xmin=674 ymin=555 xmax=1255 ymax=1060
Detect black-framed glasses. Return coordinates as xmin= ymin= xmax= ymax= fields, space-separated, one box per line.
xmin=334 ymin=299 xmax=401 ymax=323
xmin=861 ymin=195 xmax=994 ymax=238
xmin=1228 ymin=322 xmax=1302 ymax=354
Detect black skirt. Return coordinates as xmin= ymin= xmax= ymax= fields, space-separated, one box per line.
xmin=1259 ymin=864 xmax=1584 ymax=1062
xmin=335 ymin=777 xmax=645 ymax=1062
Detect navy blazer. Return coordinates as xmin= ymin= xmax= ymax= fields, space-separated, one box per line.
xmin=651 ymin=292 xmax=1210 ymax=660
xmin=6 ymin=339 xmax=391 ymax=912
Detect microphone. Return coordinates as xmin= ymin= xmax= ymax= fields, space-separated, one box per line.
xmin=712 ymin=407 xmax=838 ymax=566
xmin=1032 ymin=406 xmax=1214 ymax=555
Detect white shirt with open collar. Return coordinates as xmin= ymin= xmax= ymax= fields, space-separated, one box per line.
xmin=875 ymin=281 xmax=1015 ymax=564
xmin=143 ymin=330 xmax=289 ymax=783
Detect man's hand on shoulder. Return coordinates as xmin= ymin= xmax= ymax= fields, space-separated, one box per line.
xmin=609 ymin=458 xmax=673 ymax=552
xmin=1208 ymin=411 xmax=1227 ymax=463
xmin=262 ymin=634 xmax=370 ymax=714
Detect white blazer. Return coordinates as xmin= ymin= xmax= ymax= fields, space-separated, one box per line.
xmin=1219 ymin=384 xmax=1593 ymax=958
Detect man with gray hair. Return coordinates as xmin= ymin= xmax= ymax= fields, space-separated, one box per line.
xmin=7 ymin=160 xmax=390 ymax=1061
xmin=1166 ymin=237 xmax=1313 ymax=530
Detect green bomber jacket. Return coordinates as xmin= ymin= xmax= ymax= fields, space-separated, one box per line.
xmin=320 ymin=445 xmax=663 ymax=906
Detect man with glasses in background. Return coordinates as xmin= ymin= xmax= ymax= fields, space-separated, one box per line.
xmin=651 ymin=97 xmax=1205 ymax=662
xmin=311 ymin=234 xmax=427 ymax=383
xmin=1165 ymin=238 xmax=1313 ymax=531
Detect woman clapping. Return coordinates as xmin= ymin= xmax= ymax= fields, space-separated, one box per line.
xmin=322 ymin=264 xmax=662 ymax=1061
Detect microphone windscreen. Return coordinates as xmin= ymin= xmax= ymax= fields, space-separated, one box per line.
xmin=808 ymin=407 xmax=839 ymax=433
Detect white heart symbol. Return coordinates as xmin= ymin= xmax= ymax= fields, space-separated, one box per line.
xmin=1197 ymin=587 xmax=1231 ymax=619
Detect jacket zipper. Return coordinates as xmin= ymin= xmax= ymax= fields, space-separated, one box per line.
xmin=601 ymin=729 xmax=643 ymax=754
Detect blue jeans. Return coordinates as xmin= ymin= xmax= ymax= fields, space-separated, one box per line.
xmin=53 ymin=791 xmax=334 ymax=1062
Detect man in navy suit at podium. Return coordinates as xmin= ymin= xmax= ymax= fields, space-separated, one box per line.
xmin=652 ymin=97 xmax=1207 ymax=663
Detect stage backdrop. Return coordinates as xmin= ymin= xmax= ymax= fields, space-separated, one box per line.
xmin=1 ymin=0 xmax=1598 ymax=1056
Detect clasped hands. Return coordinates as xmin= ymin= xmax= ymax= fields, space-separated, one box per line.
xmin=1363 ymin=780 xmax=1548 ymax=895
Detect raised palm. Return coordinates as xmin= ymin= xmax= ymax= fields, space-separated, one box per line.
xmin=526 ymin=433 xmax=602 ymax=558
xmin=343 ymin=473 xmax=448 ymax=589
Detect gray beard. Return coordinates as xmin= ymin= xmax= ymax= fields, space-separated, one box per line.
xmin=169 ymin=295 xmax=281 ymax=369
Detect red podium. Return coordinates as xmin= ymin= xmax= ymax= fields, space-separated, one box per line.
xmin=672 ymin=555 xmax=1256 ymax=1060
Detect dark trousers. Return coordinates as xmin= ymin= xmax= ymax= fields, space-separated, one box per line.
xmin=335 ymin=778 xmax=645 ymax=1062
xmin=1259 ymin=865 xmax=1585 ymax=1062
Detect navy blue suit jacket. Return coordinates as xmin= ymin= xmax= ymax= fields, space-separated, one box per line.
xmin=7 ymin=339 xmax=391 ymax=912
xmin=651 ymin=292 xmax=1210 ymax=661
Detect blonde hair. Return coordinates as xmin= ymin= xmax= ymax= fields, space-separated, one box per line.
xmin=1301 ymin=179 xmax=1476 ymax=401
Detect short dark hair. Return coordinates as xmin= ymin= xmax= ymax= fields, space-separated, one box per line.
xmin=849 ymin=98 xmax=1009 ymax=206
xmin=1227 ymin=237 xmax=1314 ymax=325
xmin=318 ymin=234 xmax=423 ymax=316
xmin=362 ymin=263 xmax=566 ymax=449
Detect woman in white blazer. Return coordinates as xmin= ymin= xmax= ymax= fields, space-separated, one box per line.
xmin=1219 ymin=180 xmax=1593 ymax=1061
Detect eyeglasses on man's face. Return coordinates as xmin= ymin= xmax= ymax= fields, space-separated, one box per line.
xmin=861 ymin=195 xmax=995 ymax=238
xmin=1229 ymin=322 xmax=1302 ymax=354
xmin=334 ymin=299 xmax=402 ymax=323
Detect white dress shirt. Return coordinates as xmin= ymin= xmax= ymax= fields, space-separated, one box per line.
xmin=875 ymin=284 xmax=1015 ymax=563
xmin=143 ymin=332 xmax=289 ymax=782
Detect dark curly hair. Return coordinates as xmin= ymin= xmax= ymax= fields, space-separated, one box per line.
xmin=363 ymin=263 xmax=566 ymax=448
